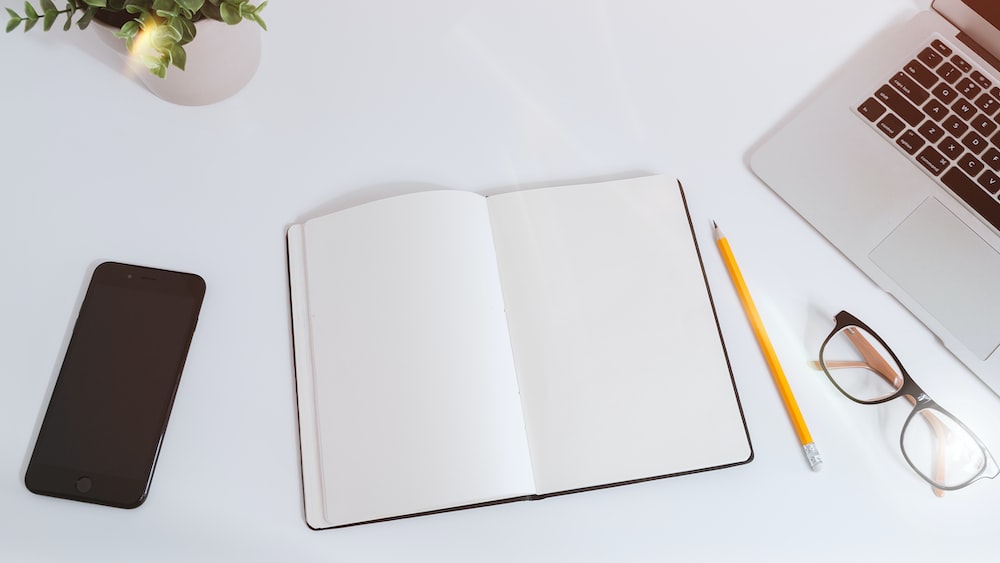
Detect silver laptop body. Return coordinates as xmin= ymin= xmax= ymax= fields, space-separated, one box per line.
xmin=751 ymin=0 xmax=1000 ymax=394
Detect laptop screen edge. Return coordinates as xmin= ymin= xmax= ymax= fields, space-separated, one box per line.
xmin=935 ymin=0 xmax=1000 ymax=60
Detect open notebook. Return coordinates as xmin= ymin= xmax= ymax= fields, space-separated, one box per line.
xmin=286 ymin=175 xmax=752 ymax=528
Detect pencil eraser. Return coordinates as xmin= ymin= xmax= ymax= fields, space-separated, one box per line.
xmin=803 ymin=443 xmax=822 ymax=472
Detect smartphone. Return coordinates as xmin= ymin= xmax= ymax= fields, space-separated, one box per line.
xmin=25 ymin=262 xmax=205 ymax=509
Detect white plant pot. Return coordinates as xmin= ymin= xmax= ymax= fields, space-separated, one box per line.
xmin=96 ymin=18 xmax=261 ymax=106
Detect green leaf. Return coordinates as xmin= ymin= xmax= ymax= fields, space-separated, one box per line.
xmin=175 ymin=0 xmax=204 ymax=13
xmin=140 ymin=53 xmax=167 ymax=78
xmin=150 ymin=31 xmax=171 ymax=50
xmin=23 ymin=16 xmax=36 ymax=31
xmin=162 ymin=21 xmax=182 ymax=42
xmin=251 ymin=3 xmax=266 ymax=31
xmin=113 ymin=18 xmax=138 ymax=38
xmin=42 ymin=9 xmax=56 ymax=30
xmin=40 ymin=0 xmax=56 ymax=12
xmin=170 ymin=42 xmax=186 ymax=70
xmin=77 ymin=6 xmax=98 ymax=29
xmin=5 ymin=11 xmax=22 ymax=33
xmin=218 ymin=2 xmax=240 ymax=24
xmin=177 ymin=16 xmax=194 ymax=42
xmin=23 ymin=3 xmax=38 ymax=19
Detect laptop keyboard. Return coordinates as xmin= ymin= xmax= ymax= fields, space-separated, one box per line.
xmin=856 ymin=37 xmax=1000 ymax=232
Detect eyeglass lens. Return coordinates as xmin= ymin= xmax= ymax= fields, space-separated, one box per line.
xmin=820 ymin=323 xmax=990 ymax=489
xmin=821 ymin=325 xmax=902 ymax=402
xmin=902 ymin=406 xmax=989 ymax=488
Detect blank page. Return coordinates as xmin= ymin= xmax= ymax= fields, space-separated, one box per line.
xmin=487 ymin=176 xmax=751 ymax=494
xmin=300 ymin=191 xmax=534 ymax=527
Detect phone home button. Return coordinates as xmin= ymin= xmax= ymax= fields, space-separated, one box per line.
xmin=75 ymin=476 xmax=92 ymax=493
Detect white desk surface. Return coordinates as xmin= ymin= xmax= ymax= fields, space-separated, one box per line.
xmin=4 ymin=1 xmax=1000 ymax=561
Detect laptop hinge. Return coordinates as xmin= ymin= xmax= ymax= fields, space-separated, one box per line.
xmin=957 ymin=32 xmax=1000 ymax=73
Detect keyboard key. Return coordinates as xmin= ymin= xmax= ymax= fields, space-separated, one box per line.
xmin=953 ymin=98 xmax=977 ymax=120
xmin=936 ymin=62 xmax=962 ymax=84
xmin=972 ymin=70 xmax=993 ymax=89
xmin=941 ymin=167 xmax=1000 ymax=231
xmin=919 ymin=120 xmax=945 ymax=142
xmin=952 ymin=55 xmax=973 ymax=73
xmin=931 ymin=39 xmax=953 ymax=57
xmin=964 ymin=131 xmax=988 ymax=154
xmin=943 ymin=115 xmax=969 ymax=136
xmin=974 ymin=92 xmax=1000 ymax=116
xmin=897 ymin=130 xmax=926 ymax=154
xmin=933 ymin=83 xmax=958 ymax=104
xmin=972 ymin=114 xmax=998 ymax=136
xmin=919 ymin=47 xmax=944 ymax=68
xmin=958 ymin=153 xmax=985 ymax=176
xmin=904 ymin=59 xmax=938 ymax=89
xmin=979 ymin=170 xmax=1000 ymax=193
xmin=858 ymin=97 xmax=886 ymax=122
xmin=983 ymin=147 xmax=1000 ymax=170
xmin=924 ymin=98 xmax=949 ymax=122
xmin=957 ymin=77 xmax=982 ymax=99
xmin=939 ymin=135 xmax=965 ymax=158
xmin=891 ymin=72 xmax=930 ymax=104
xmin=917 ymin=146 xmax=949 ymax=175
xmin=876 ymin=85 xmax=924 ymax=126
xmin=878 ymin=113 xmax=907 ymax=137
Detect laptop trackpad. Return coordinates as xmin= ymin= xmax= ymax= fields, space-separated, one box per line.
xmin=870 ymin=198 xmax=1000 ymax=360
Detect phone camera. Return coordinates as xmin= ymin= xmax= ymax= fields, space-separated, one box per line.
xmin=127 ymin=274 xmax=133 ymax=279
xmin=76 ymin=476 xmax=92 ymax=493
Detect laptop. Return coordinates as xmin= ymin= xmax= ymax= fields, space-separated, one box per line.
xmin=750 ymin=0 xmax=1000 ymax=394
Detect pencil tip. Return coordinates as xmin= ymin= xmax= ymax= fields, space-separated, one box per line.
xmin=712 ymin=221 xmax=723 ymax=240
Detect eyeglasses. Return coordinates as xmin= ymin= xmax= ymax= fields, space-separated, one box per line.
xmin=817 ymin=311 xmax=999 ymax=494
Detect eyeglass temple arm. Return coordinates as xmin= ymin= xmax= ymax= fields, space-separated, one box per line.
xmin=824 ymin=329 xmax=948 ymax=496
xmin=845 ymin=328 xmax=903 ymax=388
xmin=820 ymin=361 xmax=920 ymax=410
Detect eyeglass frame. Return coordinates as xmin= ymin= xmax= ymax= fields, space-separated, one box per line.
xmin=817 ymin=310 xmax=999 ymax=492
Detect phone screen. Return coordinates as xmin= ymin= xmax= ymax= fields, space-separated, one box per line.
xmin=25 ymin=262 xmax=205 ymax=508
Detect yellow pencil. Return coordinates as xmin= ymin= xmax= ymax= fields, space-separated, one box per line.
xmin=714 ymin=222 xmax=822 ymax=471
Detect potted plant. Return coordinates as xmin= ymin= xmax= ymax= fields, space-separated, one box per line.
xmin=6 ymin=0 xmax=267 ymax=79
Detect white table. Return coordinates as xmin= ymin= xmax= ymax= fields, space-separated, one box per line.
xmin=4 ymin=1 xmax=1000 ymax=561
